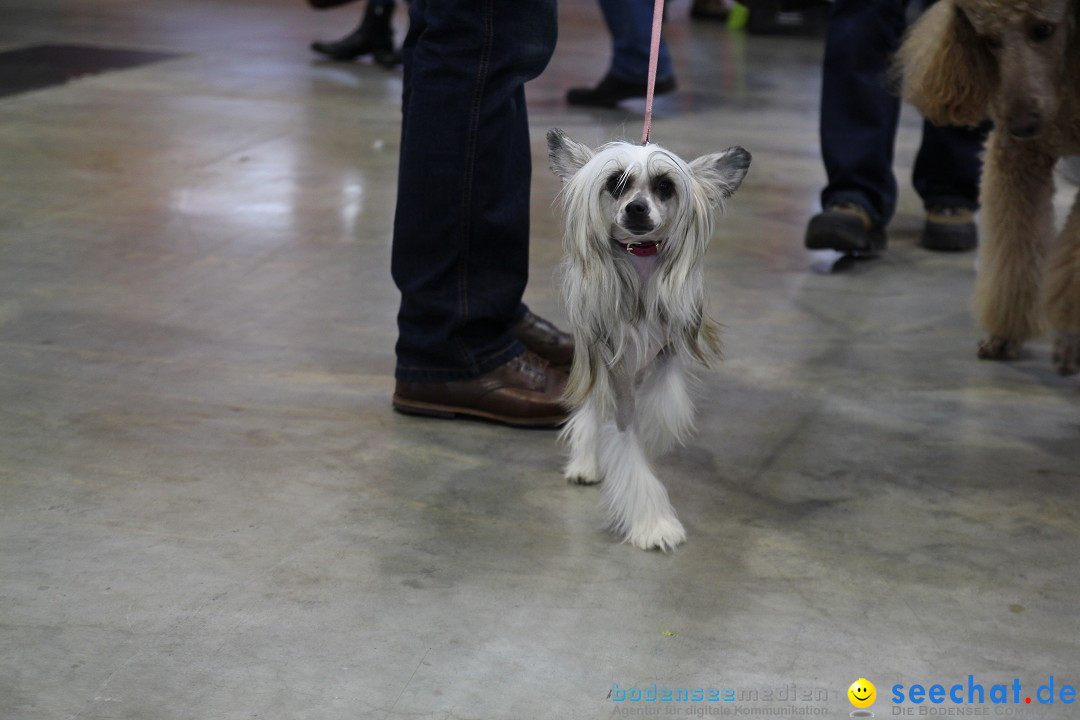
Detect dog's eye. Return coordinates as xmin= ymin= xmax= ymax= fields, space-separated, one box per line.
xmin=983 ymin=35 xmax=1003 ymax=49
xmin=1031 ymin=22 xmax=1056 ymax=42
xmin=606 ymin=174 xmax=628 ymax=198
xmin=653 ymin=177 xmax=676 ymax=200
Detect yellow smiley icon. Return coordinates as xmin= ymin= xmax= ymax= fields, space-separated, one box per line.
xmin=848 ymin=678 xmax=876 ymax=708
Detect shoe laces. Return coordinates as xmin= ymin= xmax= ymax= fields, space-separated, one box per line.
xmin=927 ymin=205 xmax=972 ymax=217
xmin=926 ymin=206 xmax=975 ymax=224
xmin=510 ymin=351 xmax=549 ymax=386
xmin=826 ymin=200 xmax=866 ymax=213
xmin=825 ymin=201 xmax=873 ymax=228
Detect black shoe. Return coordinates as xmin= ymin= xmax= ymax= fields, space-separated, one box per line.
xmin=805 ymin=201 xmax=887 ymax=255
xmin=307 ymin=0 xmax=360 ymax=8
xmin=311 ymin=2 xmax=397 ymax=65
xmin=566 ymin=73 xmax=677 ymax=108
xmin=921 ymin=206 xmax=977 ymax=252
xmin=690 ymin=0 xmax=732 ymax=21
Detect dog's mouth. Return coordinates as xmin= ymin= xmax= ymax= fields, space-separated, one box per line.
xmin=613 ymin=238 xmax=662 ymax=257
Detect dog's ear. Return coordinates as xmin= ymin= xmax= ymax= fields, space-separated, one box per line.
xmin=547 ymin=128 xmax=594 ymax=181
xmin=689 ymin=147 xmax=751 ymax=201
xmin=895 ymin=0 xmax=995 ymax=127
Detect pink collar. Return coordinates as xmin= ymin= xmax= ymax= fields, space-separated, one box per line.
xmin=626 ymin=240 xmax=661 ymax=257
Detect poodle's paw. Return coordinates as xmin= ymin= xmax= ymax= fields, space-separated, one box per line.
xmin=564 ymin=461 xmax=601 ymax=485
xmin=977 ymin=336 xmax=1022 ymax=361
xmin=624 ymin=513 xmax=686 ymax=552
xmin=1052 ymin=333 xmax=1080 ymax=376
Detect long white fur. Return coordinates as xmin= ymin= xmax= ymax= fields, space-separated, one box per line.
xmin=547 ymin=129 xmax=750 ymax=551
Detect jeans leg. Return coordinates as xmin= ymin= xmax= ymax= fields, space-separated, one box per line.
xmin=913 ymin=119 xmax=989 ymax=211
xmin=391 ymin=0 xmax=557 ymax=382
xmin=819 ymin=0 xmax=909 ymax=226
xmin=598 ymin=0 xmax=675 ymax=84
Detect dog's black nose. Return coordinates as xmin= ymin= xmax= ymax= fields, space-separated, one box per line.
xmin=626 ymin=199 xmax=649 ymax=217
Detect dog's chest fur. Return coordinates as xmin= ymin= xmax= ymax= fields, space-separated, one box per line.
xmin=613 ymin=251 xmax=673 ymax=364
xmin=626 ymin=251 xmax=660 ymax=281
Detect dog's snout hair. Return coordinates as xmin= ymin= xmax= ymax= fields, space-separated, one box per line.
xmin=619 ymin=195 xmax=657 ymax=234
xmin=994 ymin=20 xmax=1065 ymax=138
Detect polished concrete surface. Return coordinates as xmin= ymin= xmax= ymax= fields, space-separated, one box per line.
xmin=1 ymin=2 xmax=1078 ymax=719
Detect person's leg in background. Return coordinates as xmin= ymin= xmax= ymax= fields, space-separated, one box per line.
xmin=567 ymin=0 xmax=676 ymax=108
xmin=913 ymin=119 xmax=988 ymax=251
xmin=390 ymin=0 xmax=571 ymax=427
xmin=310 ymin=0 xmax=401 ymax=68
xmin=805 ymin=0 xmax=908 ymax=255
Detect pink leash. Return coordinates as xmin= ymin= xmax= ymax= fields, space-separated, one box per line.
xmin=640 ymin=0 xmax=666 ymax=145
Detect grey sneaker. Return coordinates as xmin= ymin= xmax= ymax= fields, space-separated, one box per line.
xmin=922 ymin=206 xmax=977 ymax=252
xmin=805 ymin=201 xmax=886 ymax=254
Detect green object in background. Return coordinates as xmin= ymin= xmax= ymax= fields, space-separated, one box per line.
xmin=727 ymin=2 xmax=750 ymax=29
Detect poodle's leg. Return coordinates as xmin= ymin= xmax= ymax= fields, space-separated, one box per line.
xmin=974 ymin=132 xmax=1057 ymax=360
xmin=561 ymin=396 xmax=603 ymax=485
xmin=1045 ymin=190 xmax=1080 ymax=376
xmin=1052 ymin=334 xmax=1080 ymax=376
xmin=635 ymin=351 xmax=697 ymax=457
xmin=599 ymin=375 xmax=686 ymax=551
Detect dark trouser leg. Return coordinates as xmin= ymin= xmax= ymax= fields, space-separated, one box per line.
xmin=913 ymin=119 xmax=988 ymax=211
xmin=819 ymin=0 xmax=909 ymax=226
xmin=599 ymin=0 xmax=675 ymax=84
xmin=391 ymin=0 xmax=557 ymax=382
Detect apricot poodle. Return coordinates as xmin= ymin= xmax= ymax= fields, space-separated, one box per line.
xmin=898 ymin=0 xmax=1080 ymax=375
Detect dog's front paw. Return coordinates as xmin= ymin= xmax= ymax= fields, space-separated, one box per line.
xmin=977 ymin=336 xmax=1022 ymax=361
xmin=625 ymin=514 xmax=686 ymax=552
xmin=564 ymin=461 xmax=601 ymax=485
xmin=1053 ymin=333 xmax=1080 ymax=376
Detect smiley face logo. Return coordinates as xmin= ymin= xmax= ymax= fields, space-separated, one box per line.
xmin=848 ymin=678 xmax=876 ymax=708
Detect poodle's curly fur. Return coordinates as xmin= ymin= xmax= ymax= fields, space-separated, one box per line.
xmin=897 ymin=0 xmax=1080 ymax=374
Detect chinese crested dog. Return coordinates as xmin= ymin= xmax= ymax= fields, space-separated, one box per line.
xmin=547 ymin=128 xmax=751 ymax=551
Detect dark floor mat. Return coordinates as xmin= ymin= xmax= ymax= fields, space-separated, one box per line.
xmin=0 ymin=44 xmax=180 ymax=99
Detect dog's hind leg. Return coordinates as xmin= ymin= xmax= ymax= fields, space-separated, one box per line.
xmin=975 ymin=133 xmax=1056 ymax=360
xmin=561 ymin=397 xmax=603 ymax=485
xmin=1045 ymin=191 xmax=1080 ymax=376
xmin=598 ymin=376 xmax=686 ymax=551
xmin=635 ymin=352 xmax=697 ymax=457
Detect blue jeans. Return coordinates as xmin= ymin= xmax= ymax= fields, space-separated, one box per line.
xmin=390 ymin=0 xmax=558 ymax=382
xmin=820 ymin=0 xmax=986 ymax=226
xmin=600 ymin=0 xmax=675 ymax=84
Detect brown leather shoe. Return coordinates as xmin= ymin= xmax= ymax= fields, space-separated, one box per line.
xmin=392 ymin=352 xmax=569 ymax=428
xmin=511 ymin=311 xmax=574 ymax=369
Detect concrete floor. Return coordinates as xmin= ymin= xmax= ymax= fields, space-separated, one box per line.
xmin=1 ymin=1 xmax=1078 ymax=719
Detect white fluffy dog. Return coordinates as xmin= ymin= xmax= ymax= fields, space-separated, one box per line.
xmin=547 ymin=128 xmax=751 ymax=551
